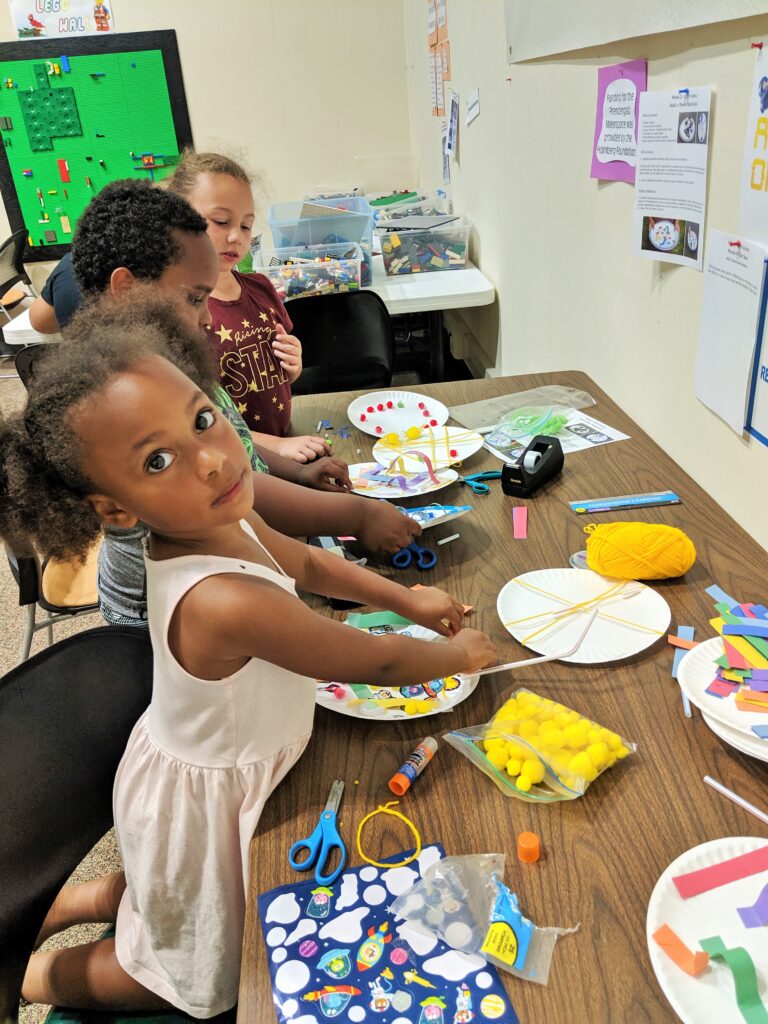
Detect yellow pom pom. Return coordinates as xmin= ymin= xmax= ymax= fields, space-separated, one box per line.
xmin=405 ymin=426 xmax=422 ymax=440
xmin=568 ymin=753 xmax=598 ymax=782
xmin=519 ymin=721 xmax=538 ymax=739
xmin=586 ymin=742 xmax=609 ymax=769
xmin=384 ymin=432 xmax=400 ymax=445
xmin=505 ymin=758 xmax=522 ymax=776
xmin=483 ymin=737 xmax=506 ymax=753
xmin=516 ymin=775 xmax=533 ymax=792
xmin=541 ymin=727 xmax=564 ymax=749
xmin=616 ymin=744 xmax=630 ymax=759
xmin=584 ymin=521 xmax=696 ymax=580
xmin=486 ymin=746 xmax=508 ymax=770
xmin=521 ymin=758 xmax=545 ymax=783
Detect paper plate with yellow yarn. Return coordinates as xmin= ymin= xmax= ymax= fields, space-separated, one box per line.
xmin=348 ymin=460 xmax=458 ymax=499
xmin=372 ymin=425 xmax=485 ymax=471
xmin=497 ymin=568 xmax=671 ymax=664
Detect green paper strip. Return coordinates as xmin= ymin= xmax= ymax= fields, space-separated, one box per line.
xmin=699 ymin=936 xmax=768 ymax=1024
xmin=719 ymin=611 xmax=768 ymax=659
xmin=345 ymin=611 xmax=413 ymax=630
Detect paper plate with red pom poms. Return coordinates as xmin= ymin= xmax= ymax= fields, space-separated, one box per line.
xmin=372 ymin=424 xmax=485 ymax=471
xmin=347 ymin=390 xmax=449 ymax=438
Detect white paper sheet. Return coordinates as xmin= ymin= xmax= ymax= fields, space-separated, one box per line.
xmin=695 ymin=231 xmax=767 ymax=435
xmin=739 ymin=54 xmax=768 ymax=246
xmin=632 ymin=88 xmax=711 ymax=270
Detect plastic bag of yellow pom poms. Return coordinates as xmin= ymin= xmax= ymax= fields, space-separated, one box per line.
xmin=443 ymin=689 xmax=636 ymax=802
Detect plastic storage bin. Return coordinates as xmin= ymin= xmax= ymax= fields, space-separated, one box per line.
xmin=369 ymin=191 xmax=448 ymax=224
xmin=380 ymin=216 xmax=470 ymax=275
xmin=255 ymin=243 xmax=362 ymax=301
xmin=269 ymin=196 xmax=374 ymax=285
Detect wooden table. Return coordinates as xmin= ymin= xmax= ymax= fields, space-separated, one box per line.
xmin=239 ymin=371 xmax=768 ymax=1024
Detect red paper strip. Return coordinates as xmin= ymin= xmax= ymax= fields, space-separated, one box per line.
xmin=512 ymin=506 xmax=528 ymax=540
xmin=673 ymin=845 xmax=768 ymax=899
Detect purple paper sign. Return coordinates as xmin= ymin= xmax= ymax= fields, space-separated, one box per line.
xmin=591 ymin=60 xmax=647 ymax=184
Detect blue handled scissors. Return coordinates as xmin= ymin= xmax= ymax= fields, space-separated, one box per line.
xmin=289 ymin=780 xmax=346 ymax=887
xmin=459 ymin=470 xmax=503 ymax=494
xmin=391 ymin=541 xmax=438 ymax=570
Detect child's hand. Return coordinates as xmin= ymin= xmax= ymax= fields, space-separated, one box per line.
xmin=273 ymin=331 xmax=303 ymax=384
xmin=404 ymin=585 xmax=467 ymax=637
xmin=357 ymin=500 xmax=422 ymax=555
xmin=448 ymin=628 xmax=498 ymax=673
xmin=297 ymin=456 xmax=352 ymax=492
xmin=276 ymin=435 xmax=331 ymax=463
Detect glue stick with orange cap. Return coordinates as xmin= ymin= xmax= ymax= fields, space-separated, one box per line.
xmin=388 ymin=737 xmax=438 ymax=796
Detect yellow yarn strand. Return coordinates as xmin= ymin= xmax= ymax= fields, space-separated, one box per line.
xmin=356 ymin=801 xmax=422 ymax=869
xmin=584 ymin=522 xmax=696 ymax=580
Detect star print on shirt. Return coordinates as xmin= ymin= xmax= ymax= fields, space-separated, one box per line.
xmin=215 ymin=325 xmax=233 ymax=344
xmin=237 ymin=403 xmax=247 ymax=414
xmin=253 ymin=414 xmax=261 ymax=422
xmin=278 ymin=402 xmax=284 ymax=411
xmin=259 ymin=312 xmax=268 ymax=322
xmin=272 ymin=395 xmax=277 ymax=403
xmin=248 ymin=381 xmax=259 ymax=392
xmin=241 ymin=319 xmax=251 ymax=328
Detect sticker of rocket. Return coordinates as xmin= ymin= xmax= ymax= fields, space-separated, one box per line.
xmin=403 ymin=968 xmax=437 ymax=989
xmin=418 ymin=994 xmax=448 ymax=1023
xmin=356 ymin=920 xmax=392 ymax=971
xmin=306 ymin=885 xmax=334 ymax=919
xmin=453 ymin=983 xmax=475 ymax=1023
xmin=302 ymin=985 xmax=362 ymax=1019
xmin=368 ymin=967 xmax=395 ymax=1013
xmin=317 ymin=948 xmax=352 ymax=980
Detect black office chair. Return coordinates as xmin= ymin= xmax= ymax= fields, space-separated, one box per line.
xmin=14 ymin=341 xmax=46 ymax=388
xmin=0 ymin=228 xmax=38 ymax=323
xmin=286 ymin=290 xmax=395 ymax=395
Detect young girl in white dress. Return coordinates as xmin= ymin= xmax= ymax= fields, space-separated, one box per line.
xmin=2 ymin=329 xmax=496 ymax=1018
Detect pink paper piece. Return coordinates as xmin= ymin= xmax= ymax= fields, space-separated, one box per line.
xmin=706 ymin=679 xmax=739 ymax=699
xmin=737 ymin=882 xmax=768 ymax=928
xmin=673 ymin=845 xmax=768 ymax=900
xmin=512 ymin=506 xmax=528 ymax=540
xmin=590 ymin=60 xmax=647 ymax=183
xmin=723 ymin=639 xmax=752 ymax=670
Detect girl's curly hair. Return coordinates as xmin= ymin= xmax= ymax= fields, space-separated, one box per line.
xmin=1 ymin=302 xmax=213 ymax=561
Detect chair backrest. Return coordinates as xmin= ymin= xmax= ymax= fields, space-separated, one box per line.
xmin=286 ymin=290 xmax=395 ymax=396
xmin=0 ymin=228 xmax=30 ymax=291
xmin=0 ymin=626 xmax=152 ymax=1020
xmin=4 ymin=544 xmax=40 ymax=606
xmin=14 ymin=342 xmax=46 ymax=389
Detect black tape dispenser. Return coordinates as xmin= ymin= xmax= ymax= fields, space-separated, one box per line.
xmin=501 ymin=435 xmax=564 ymax=498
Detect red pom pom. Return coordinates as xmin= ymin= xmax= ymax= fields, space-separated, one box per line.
xmin=418 ymin=402 xmax=425 ymax=409
xmin=423 ymin=410 xmax=431 ymax=417
xmin=430 ymin=419 xmax=438 ymax=426
xmin=367 ymin=406 xmax=374 ymax=413
xmin=375 ymin=426 xmax=383 ymax=434
xmin=377 ymin=403 xmax=384 ymax=411
xmin=386 ymin=401 xmax=393 ymax=408
xmin=360 ymin=414 xmax=366 ymax=422
xmin=450 ymin=449 xmax=458 ymax=457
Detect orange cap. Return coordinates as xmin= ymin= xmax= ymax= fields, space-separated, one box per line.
xmin=517 ymin=831 xmax=541 ymax=863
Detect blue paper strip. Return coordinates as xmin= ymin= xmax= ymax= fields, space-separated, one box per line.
xmin=706 ymin=584 xmax=739 ymax=608
xmin=724 ymin=623 xmax=768 ymax=639
xmin=752 ymin=725 xmax=768 ymax=739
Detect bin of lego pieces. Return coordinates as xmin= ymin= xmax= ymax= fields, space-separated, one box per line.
xmin=380 ymin=215 xmax=470 ymax=275
xmin=255 ymin=243 xmax=362 ymax=301
xmin=269 ymin=196 xmax=374 ymax=285
xmin=368 ymin=189 xmax=448 ymax=225
xmin=444 ymin=688 xmax=635 ymax=802
xmin=391 ymin=854 xmax=578 ymax=985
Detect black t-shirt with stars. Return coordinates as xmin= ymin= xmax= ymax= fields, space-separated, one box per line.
xmin=205 ymin=271 xmax=293 ymax=436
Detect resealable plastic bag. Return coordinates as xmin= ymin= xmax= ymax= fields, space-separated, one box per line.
xmin=448 ymin=385 xmax=595 ymax=433
xmin=391 ymin=854 xmax=578 ymax=985
xmin=444 ymin=688 xmax=636 ymax=803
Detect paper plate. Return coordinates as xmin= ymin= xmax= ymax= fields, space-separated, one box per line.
xmin=347 ymin=390 xmax=449 ymax=438
xmin=650 ymin=220 xmax=680 ymax=251
xmin=349 ymin=461 xmax=458 ymax=499
xmin=678 ymin=637 xmax=765 ymax=738
xmin=316 ymin=624 xmax=479 ymax=721
xmin=646 ymin=837 xmax=768 ymax=1024
xmin=703 ymin=711 xmax=768 ymax=763
xmin=372 ymin=425 xmax=485 ymax=471
xmin=497 ymin=568 xmax=671 ymax=664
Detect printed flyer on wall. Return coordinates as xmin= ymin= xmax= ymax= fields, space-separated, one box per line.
xmin=632 ymin=87 xmax=711 ymax=270
xmin=740 ymin=54 xmax=768 ymax=246
xmin=10 ymin=0 xmax=115 ymax=38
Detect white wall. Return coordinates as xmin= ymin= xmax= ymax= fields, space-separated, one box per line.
xmin=403 ymin=4 xmax=768 ymax=551
xmin=0 ymin=0 xmax=412 ymax=284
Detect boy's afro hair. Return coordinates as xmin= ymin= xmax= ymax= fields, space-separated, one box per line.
xmin=71 ymin=178 xmax=208 ymax=294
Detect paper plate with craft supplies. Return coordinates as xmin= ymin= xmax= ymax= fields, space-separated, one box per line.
xmin=702 ymin=711 xmax=768 ymax=763
xmin=347 ymin=389 xmax=449 ymax=438
xmin=349 ymin=458 xmax=458 ymax=499
xmin=497 ymin=568 xmax=671 ymax=664
xmin=646 ymin=837 xmax=768 ymax=1024
xmin=678 ymin=636 xmax=768 ymax=739
xmin=316 ymin=619 xmax=479 ymax=720
xmin=372 ymin=424 xmax=485 ymax=471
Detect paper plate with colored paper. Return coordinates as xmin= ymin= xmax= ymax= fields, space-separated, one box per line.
xmin=347 ymin=389 xmax=449 ymax=438
xmin=678 ymin=637 xmax=768 ymax=738
xmin=316 ymin=619 xmax=479 ymax=720
xmin=349 ymin=460 xmax=458 ymax=499
xmin=372 ymin=425 xmax=485 ymax=471
xmin=497 ymin=568 xmax=671 ymax=664
xmin=646 ymin=837 xmax=768 ymax=1024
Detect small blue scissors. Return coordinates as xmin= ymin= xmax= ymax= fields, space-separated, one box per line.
xmin=459 ymin=470 xmax=503 ymax=494
xmin=391 ymin=541 xmax=437 ymax=570
xmin=289 ymin=780 xmax=346 ymax=886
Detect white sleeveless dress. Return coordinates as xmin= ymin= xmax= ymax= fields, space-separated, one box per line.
xmin=113 ymin=521 xmax=315 ymax=1018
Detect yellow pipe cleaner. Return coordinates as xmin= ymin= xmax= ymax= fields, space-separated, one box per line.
xmin=356 ymin=801 xmax=422 ymax=868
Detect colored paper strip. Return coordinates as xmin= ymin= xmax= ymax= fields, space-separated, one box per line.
xmin=737 ymin=882 xmax=768 ymax=928
xmin=751 ymin=725 xmax=768 ymax=739
xmin=672 ymin=626 xmax=695 ymax=680
xmin=751 ymin=669 xmax=768 ymax=681
xmin=668 ymin=635 xmax=698 ymax=649
xmin=750 ymin=677 xmax=768 ymax=693
xmin=707 ymin=584 xmax=739 ymax=607
xmin=737 ymin=604 xmax=758 ymax=618
xmin=672 ymin=845 xmax=768 ymax=899
xmin=652 ymin=924 xmax=709 ymax=977
xmin=707 ymin=680 xmax=739 ymax=698
xmin=512 ymin=506 xmax=528 ymax=540
xmin=698 ymin=936 xmax=768 ymax=1024
xmin=710 ymin=619 xmax=768 ymax=669
xmin=723 ymin=639 xmax=753 ymax=670
xmin=740 ymin=689 xmax=768 ymax=705
xmin=724 ymin=623 xmax=768 ymax=639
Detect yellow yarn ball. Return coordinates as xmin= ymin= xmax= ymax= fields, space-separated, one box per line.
xmin=584 ymin=522 xmax=696 ymax=580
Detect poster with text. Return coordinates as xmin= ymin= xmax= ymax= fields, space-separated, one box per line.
xmin=10 ymin=0 xmax=115 ymax=38
xmin=632 ymin=88 xmax=711 ymax=269
xmin=739 ymin=54 xmax=768 ymax=246
xmin=591 ymin=60 xmax=646 ymax=183
xmin=695 ymin=231 xmax=767 ymax=435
